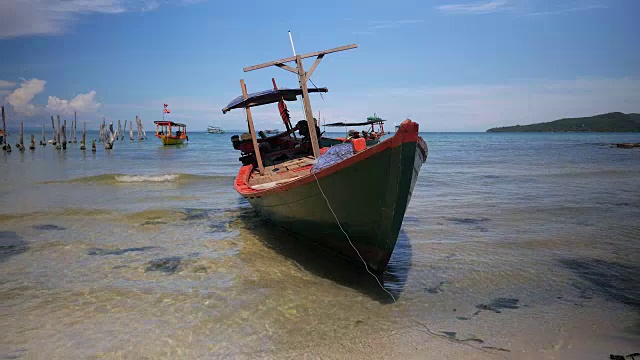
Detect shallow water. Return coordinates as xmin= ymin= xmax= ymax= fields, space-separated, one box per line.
xmin=1 ymin=131 xmax=639 ymax=359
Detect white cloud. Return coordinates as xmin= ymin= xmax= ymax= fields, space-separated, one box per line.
xmin=3 ymin=78 xmax=101 ymax=117
xmin=524 ymin=4 xmax=608 ymax=17
xmin=352 ymin=19 xmax=423 ymax=35
xmin=0 ymin=0 xmax=203 ymax=38
xmin=6 ymin=78 xmax=46 ymax=116
xmin=0 ymin=80 xmax=17 ymax=89
xmin=437 ymin=0 xmax=509 ymax=14
xmin=46 ymin=90 xmax=101 ymax=114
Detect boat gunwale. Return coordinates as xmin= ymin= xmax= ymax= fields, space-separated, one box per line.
xmin=234 ymin=120 xmax=425 ymax=197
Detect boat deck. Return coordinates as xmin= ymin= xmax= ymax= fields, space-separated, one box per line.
xmin=248 ymin=156 xmax=315 ymax=190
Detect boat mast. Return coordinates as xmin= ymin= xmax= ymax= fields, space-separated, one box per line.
xmin=242 ymin=37 xmax=357 ymax=159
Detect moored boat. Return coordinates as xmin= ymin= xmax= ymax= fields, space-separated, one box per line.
xmin=154 ymin=121 xmax=188 ymax=145
xmin=207 ymin=126 xmax=225 ymax=134
xmin=221 ymin=41 xmax=428 ymax=273
xmin=320 ymin=113 xmax=388 ymax=147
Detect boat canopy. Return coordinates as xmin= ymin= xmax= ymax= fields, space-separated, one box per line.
xmin=222 ymin=87 xmax=328 ymax=114
xmin=154 ymin=121 xmax=186 ymax=127
xmin=324 ymin=119 xmax=386 ymax=127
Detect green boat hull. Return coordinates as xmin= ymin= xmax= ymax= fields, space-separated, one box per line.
xmin=242 ymin=132 xmax=427 ymax=273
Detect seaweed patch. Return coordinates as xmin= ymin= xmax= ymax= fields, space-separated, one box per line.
xmin=424 ymin=281 xmax=446 ymax=294
xmin=88 ymin=246 xmax=157 ymax=256
xmin=475 ymin=297 xmax=520 ymax=314
xmin=146 ymin=256 xmax=182 ymax=274
xmin=32 ymin=224 xmax=66 ymax=231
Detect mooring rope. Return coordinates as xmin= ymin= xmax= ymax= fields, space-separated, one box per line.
xmin=312 ymin=172 xmax=396 ymax=302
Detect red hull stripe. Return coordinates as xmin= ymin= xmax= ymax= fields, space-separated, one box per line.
xmin=234 ymin=119 xmax=424 ymax=197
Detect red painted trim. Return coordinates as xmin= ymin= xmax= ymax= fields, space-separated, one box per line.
xmin=234 ymin=119 xmax=423 ymax=197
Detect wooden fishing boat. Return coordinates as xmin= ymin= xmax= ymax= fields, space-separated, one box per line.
xmin=320 ymin=114 xmax=388 ymax=147
xmin=222 ymin=42 xmax=428 ymax=273
xmin=154 ymin=121 xmax=188 ymax=145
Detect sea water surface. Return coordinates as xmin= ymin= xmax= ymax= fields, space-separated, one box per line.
xmin=1 ymin=131 xmax=639 ymax=359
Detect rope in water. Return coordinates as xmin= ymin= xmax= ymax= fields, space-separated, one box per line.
xmin=312 ymin=171 xmax=396 ymax=302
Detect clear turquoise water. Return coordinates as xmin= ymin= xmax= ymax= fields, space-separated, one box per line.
xmin=1 ymin=131 xmax=639 ymax=358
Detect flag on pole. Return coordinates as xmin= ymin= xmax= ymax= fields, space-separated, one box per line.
xmin=164 ymin=104 xmax=168 ymax=108
xmin=164 ymin=109 xmax=171 ymax=113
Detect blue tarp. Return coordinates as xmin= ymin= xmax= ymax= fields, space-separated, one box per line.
xmin=311 ymin=143 xmax=353 ymax=173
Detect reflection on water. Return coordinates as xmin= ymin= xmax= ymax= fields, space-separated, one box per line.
xmin=237 ymin=207 xmax=412 ymax=303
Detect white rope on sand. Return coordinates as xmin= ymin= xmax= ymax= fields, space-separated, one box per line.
xmin=312 ymin=172 xmax=396 ymax=302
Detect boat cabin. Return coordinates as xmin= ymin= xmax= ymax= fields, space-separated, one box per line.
xmin=154 ymin=121 xmax=187 ymax=138
xmin=221 ymin=44 xmax=361 ymax=188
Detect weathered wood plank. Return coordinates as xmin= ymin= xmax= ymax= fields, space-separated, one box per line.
xmin=241 ymin=79 xmax=265 ymax=175
xmin=305 ymin=54 xmax=324 ymax=81
xmin=243 ymin=44 xmax=357 ymax=72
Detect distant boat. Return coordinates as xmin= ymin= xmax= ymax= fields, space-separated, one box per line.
xmin=263 ymin=129 xmax=279 ymax=134
xmin=154 ymin=121 xmax=189 ymax=145
xmin=207 ymin=126 xmax=225 ymax=134
xmin=320 ymin=113 xmax=388 ymax=147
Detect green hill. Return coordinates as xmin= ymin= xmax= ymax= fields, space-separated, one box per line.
xmin=486 ymin=112 xmax=640 ymax=132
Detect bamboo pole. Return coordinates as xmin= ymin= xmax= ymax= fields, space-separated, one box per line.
xmin=240 ymin=79 xmax=264 ymax=175
xmin=55 ymin=115 xmax=61 ymax=150
xmin=129 ymin=120 xmax=133 ymax=141
xmin=80 ymin=121 xmax=86 ymax=150
xmin=50 ymin=116 xmax=57 ymax=146
xmin=91 ymin=139 xmax=96 ymax=152
xmin=17 ymin=121 xmax=25 ymax=151
xmin=40 ymin=124 xmax=46 ymax=145
xmin=29 ymin=134 xmax=35 ymax=150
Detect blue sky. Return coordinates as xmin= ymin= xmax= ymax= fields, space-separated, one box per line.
xmin=0 ymin=0 xmax=638 ymax=131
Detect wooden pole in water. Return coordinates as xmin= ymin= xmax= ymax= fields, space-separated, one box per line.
xmin=80 ymin=121 xmax=86 ymax=150
xmin=40 ymin=124 xmax=46 ymax=145
xmin=50 ymin=116 xmax=57 ymax=146
xmin=1 ymin=106 xmax=7 ymax=151
xmin=61 ymin=121 xmax=66 ymax=150
xmin=91 ymin=139 xmax=96 ymax=152
xmin=56 ymin=115 xmax=61 ymax=150
xmin=17 ymin=121 xmax=25 ymax=151
xmin=73 ymin=111 xmax=77 ymax=143
xmin=129 ymin=120 xmax=133 ymax=141
xmin=29 ymin=133 xmax=35 ymax=150
xmin=240 ymin=79 xmax=265 ymax=175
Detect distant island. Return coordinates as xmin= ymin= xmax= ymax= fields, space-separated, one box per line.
xmin=486 ymin=112 xmax=640 ymax=132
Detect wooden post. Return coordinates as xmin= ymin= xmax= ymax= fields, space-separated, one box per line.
xmin=295 ymin=55 xmax=320 ymax=159
xmin=1 ymin=106 xmax=6 ymax=150
xmin=56 ymin=115 xmax=61 ymax=150
xmin=17 ymin=121 xmax=25 ymax=151
xmin=129 ymin=120 xmax=133 ymax=141
xmin=73 ymin=111 xmax=77 ymax=143
xmin=29 ymin=134 xmax=35 ymax=150
xmin=91 ymin=139 xmax=96 ymax=152
xmin=50 ymin=116 xmax=56 ymax=145
xmin=241 ymin=79 xmax=265 ymax=175
xmin=80 ymin=122 xmax=86 ymax=150
xmin=61 ymin=121 xmax=67 ymax=150
xmin=40 ymin=124 xmax=46 ymax=145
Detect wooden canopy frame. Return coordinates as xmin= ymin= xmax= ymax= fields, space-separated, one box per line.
xmin=241 ymin=44 xmax=358 ymax=164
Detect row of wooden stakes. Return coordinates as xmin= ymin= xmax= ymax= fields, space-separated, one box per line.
xmin=1 ymin=106 xmax=147 ymax=153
